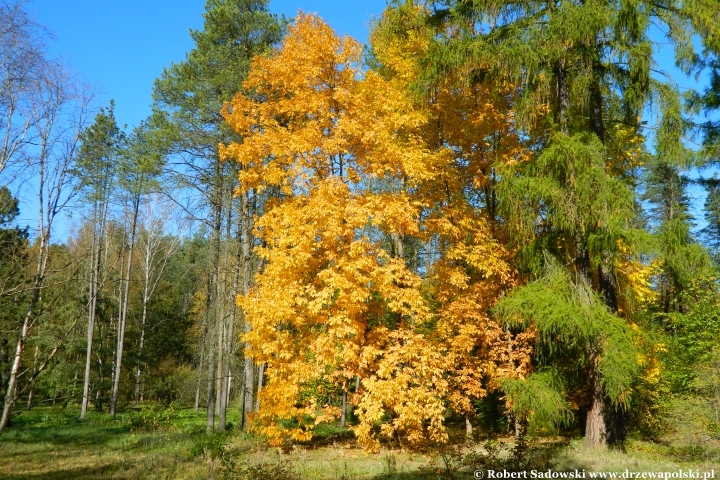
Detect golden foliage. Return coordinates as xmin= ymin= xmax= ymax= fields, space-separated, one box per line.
xmin=616 ymin=240 xmax=661 ymax=313
xmin=221 ymin=12 xmax=530 ymax=450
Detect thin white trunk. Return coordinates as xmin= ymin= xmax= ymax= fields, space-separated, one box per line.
xmin=1 ymin=145 xmax=49 ymax=432
xmin=255 ymin=362 xmax=265 ymax=411
xmin=82 ymin=195 xmax=107 ymax=418
xmin=111 ymin=194 xmax=140 ymax=417
xmin=134 ymin=298 xmax=147 ymax=404
xmin=81 ymin=219 xmax=98 ymax=417
xmin=194 ymin=324 xmax=206 ymax=412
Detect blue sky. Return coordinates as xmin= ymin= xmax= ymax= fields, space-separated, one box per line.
xmin=30 ymin=0 xmax=390 ymax=131
xmin=19 ymin=0 xmax=717 ymax=236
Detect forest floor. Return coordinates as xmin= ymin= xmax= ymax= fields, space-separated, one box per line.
xmin=1 ymin=406 xmax=719 ymax=480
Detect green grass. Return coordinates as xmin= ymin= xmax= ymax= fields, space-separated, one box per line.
xmin=2 ymin=406 xmax=720 ymax=479
xmin=0 ymin=407 xmax=209 ymax=479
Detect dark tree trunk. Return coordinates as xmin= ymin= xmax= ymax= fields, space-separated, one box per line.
xmin=241 ymin=188 xmax=255 ymax=428
xmin=585 ymin=349 xmax=607 ymax=448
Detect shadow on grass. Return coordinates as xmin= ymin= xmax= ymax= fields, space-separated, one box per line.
xmin=0 ymin=461 xmax=128 ymax=480
xmin=0 ymin=425 xmax=129 ymax=448
xmin=297 ymin=428 xmax=356 ymax=449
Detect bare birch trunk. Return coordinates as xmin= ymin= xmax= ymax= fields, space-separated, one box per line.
xmin=134 ymin=300 xmax=147 ymax=404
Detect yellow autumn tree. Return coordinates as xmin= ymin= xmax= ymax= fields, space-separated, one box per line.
xmin=221 ymin=12 xmax=530 ymax=450
xmin=369 ymin=5 xmax=535 ymax=423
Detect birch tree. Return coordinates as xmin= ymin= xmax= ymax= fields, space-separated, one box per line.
xmin=0 ymin=63 xmax=94 ymax=433
xmin=134 ymin=195 xmax=181 ymax=404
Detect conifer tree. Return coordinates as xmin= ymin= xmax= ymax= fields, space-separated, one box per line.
xmin=686 ymin=0 xmax=720 ymax=162
xmin=702 ymin=180 xmax=720 ymax=251
xmin=644 ymin=161 xmax=711 ymax=313
xmin=390 ymin=0 xmax=702 ymax=446
xmin=152 ymin=0 xmax=285 ymax=432
xmin=74 ymin=101 xmax=122 ymax=418
xmin=110 ymin=121 xmax=165 ymax=418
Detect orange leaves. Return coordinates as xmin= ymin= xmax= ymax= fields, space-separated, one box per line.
xmin=222 ymin=12 xmax=531 ymax=450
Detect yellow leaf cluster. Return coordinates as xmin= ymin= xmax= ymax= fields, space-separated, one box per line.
xmin=616 ymin=240 xmax=661 ymax=312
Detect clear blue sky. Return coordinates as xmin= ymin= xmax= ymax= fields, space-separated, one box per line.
xmin=21 ymin=0 xmax=716 ymax=235
xmin=29 ymin=0 xmax=390 ymax=131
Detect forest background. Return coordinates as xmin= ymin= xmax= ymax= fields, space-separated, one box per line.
xmin=2 ymin=0 xmax=720 ymax=477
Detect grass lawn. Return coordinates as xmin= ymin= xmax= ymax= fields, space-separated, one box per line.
xmin=1 ymin=406 xmax=720 ymax=479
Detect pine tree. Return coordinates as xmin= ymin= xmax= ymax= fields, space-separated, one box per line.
xmin=74 ymin=101 xmax=122 ymax=418
xmin=109 ymin=121 xmax=165 ymax=418
xmin=152 ymin=0 xmax=285 ymax=432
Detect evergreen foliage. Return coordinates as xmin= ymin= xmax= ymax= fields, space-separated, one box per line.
xmin=500 ymin=369 xmax=572 ymax=434
xmin=496 ymin=260 xmax=638 ymax=406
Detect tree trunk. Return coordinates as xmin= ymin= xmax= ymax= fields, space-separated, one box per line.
xmin=255 ymin=362 xmax=265 ymax=411
xmin=585 ymin=353 xmax=607 ymax=448
xmin=340 ymin=389 xmax=347 ymax=427
xmin=134 ymin=300 xmax=147 ymax=404
xmin=206 ymin=321 xmax=216 ymax=433
xmin=598 ymin=256 xmax=626 ymax=445
xmin=226 ymin=369 xmax=232 ymax=408
xmin=216 ymin=312 xmax=226 ymax=430
xmin=241 ymin=189 xmax=255 ymax=427
xmin=26 ymin=346 xmax=39 ymax=409
xmin=195 ymin=320 xmax=207 ymax=412
xmin=206 ymin=183 xmax=223 ymax=433
xmin=585 ymin=47 xmax=625 ymax=448
xmin=242 ymin=334 xmax=254 ymax=421
xmin=82 ymin=198 xmax=106 ymax=418
xmin=110 ymin=194 xmax=140 ymax=418
xmin=82 ymin=261 xmax=98 ymax=416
